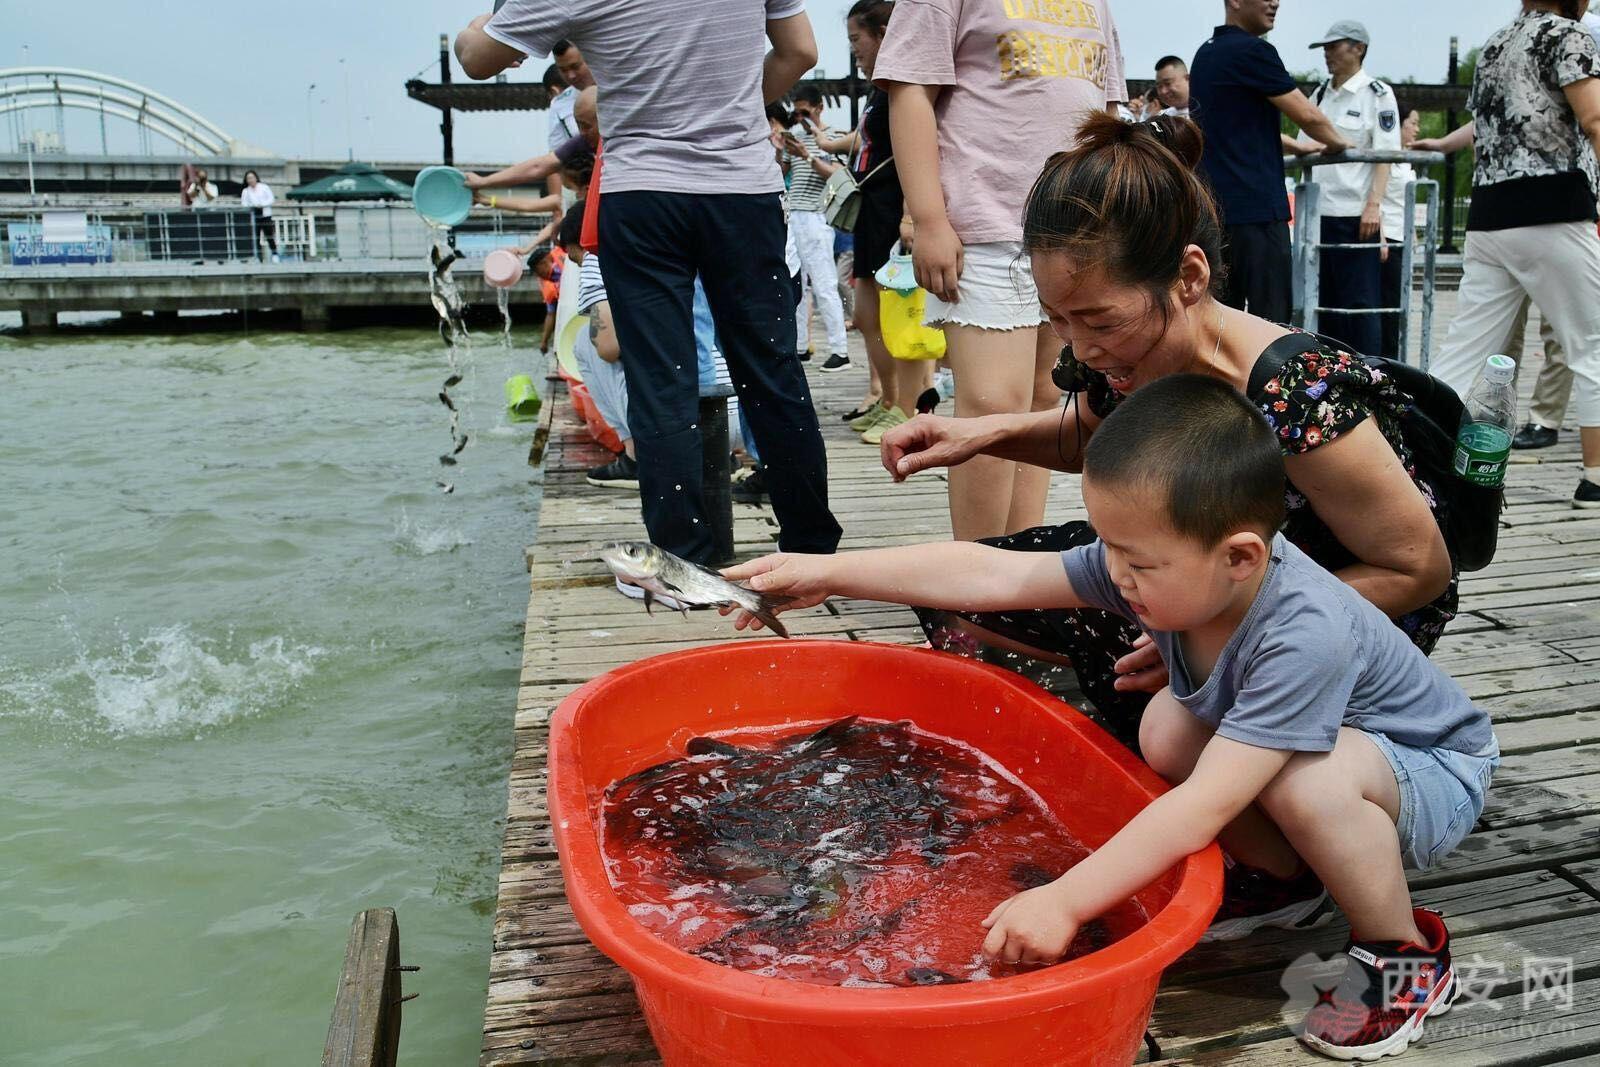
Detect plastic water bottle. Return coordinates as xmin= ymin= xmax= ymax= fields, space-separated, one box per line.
xmin=1452 ymin=354 xmax=1518 ymax=488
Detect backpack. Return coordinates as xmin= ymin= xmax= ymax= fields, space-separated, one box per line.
xmin=1246 ymin=332 xmax=1503 ymax=573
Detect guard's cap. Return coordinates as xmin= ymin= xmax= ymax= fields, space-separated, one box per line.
xmin=1309 ymin=20 xmax=1370 ymax=48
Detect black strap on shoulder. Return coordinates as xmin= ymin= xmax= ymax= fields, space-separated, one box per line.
xmin=1246 ymin=332 xmax=1325 ymax=402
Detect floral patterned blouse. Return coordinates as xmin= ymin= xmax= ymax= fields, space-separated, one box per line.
xmin=1073 ymin=338 xmax=1459 ymax=652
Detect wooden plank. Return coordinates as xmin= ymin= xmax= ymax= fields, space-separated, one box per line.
xmin=323 ymin=908 xmax=404 ymax=1067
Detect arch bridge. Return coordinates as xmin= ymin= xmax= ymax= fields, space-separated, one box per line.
xmin=0 ymin=67 xmax=247 ymax=156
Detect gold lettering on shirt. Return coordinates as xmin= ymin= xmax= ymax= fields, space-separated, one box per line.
xmin=1001 ymin=0 xmax=1101 ymax=31
xmin=997 ymin=30 xmax=1108 ymax=87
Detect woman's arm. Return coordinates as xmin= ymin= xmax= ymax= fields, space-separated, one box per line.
xmin=590 ymin=300 xmax=620 ymax=363
xmin=805 ymin=152 xmax=841 ymax=179
xmin=1564 ymin=78 xmax=1600 ymax=163
xmin=1283 ymin=419 xmax=1453 ymax=616
xmin=885 ymin=81 xmax=962 ymax=302
xmin=476 ymin=190 xmax=562 ymax=215
xmin=1411 ymin=121 xmax=1475 ymax=155
xmin=813 ymin=126 xmax=858 ymax=155
xmin=880 ymin=401 xmax=1102 ymax=481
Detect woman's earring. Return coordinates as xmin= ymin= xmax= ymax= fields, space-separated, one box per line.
xmin=1051 ymin=343 xmax=1087 ymax=393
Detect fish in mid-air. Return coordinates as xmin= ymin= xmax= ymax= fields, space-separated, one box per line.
xmin=597 ymin=540 xmax=792 ymax=638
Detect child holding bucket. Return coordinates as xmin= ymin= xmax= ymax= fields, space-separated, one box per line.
xmin=721 ymin=375 xmax=1497 ymax=1060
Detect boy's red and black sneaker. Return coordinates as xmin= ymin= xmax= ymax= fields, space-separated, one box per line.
xmin=1299 ymin=908 xmax=1458 ymax=1060
xmin=1200 ymin=855 xmax=1336 ymax=942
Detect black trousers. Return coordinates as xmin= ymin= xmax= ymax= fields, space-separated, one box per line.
xmin=251 ymin=210 xmax=277 ymax=257
xmin=1220 ymin=220 xmax=1292 ymax=324
xmin=1380 ymin=239 xmax=1406 ymax=359
xmin=1317 ymin=215 xmax=1383 ymax=357
xmin=598 ymin=190 xmax=841 ymax=564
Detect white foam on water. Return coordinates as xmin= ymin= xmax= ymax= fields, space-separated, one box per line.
xmin=1 ymin=624 xmax=325 ymax=738
xmin=393 ymin=508 xmax=474 ymax=556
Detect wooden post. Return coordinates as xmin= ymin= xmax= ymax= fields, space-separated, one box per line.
xmin=322 ymin=908 xmax=405 ymax=1067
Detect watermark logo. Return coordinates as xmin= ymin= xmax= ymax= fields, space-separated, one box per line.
xmin=1279 ymin=951 xmax=1349 ymax=1034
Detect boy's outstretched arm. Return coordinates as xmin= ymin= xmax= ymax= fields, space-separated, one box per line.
xmin=720 ymin=542 xmax=1086 ymax=630
xmin=982 ymin=736 xmax=1292 ymax=964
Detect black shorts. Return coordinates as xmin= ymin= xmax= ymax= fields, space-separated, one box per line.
xmin=853 ymin=202 xmax=899 ymax=279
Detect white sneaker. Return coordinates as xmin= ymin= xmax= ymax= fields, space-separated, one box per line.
xmin=271 ymin=253 xmax=281 ymax=264
xmin=615 ymin=577 xmax=688 ymax=610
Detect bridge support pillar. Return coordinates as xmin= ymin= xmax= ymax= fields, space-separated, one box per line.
xmin=301 ymin=303 xmax=331 ymax=331
xmin=20 ymin=307 xmax=57 ymax=333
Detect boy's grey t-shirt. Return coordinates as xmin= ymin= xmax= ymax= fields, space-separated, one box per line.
xmin=486 ymin=0 xmax=799 ymax=195
xmin=1063 ymin=536 xmax=1494 ymax=755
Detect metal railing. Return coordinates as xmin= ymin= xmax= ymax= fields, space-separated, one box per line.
xmin=1286 ymin=149 xmax=1447 ymax=370
xmin=1 ymin=203 xmax=551 ymax=266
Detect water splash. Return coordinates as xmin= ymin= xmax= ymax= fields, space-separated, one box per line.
xmin=393 ymin=508 xmax=474 ymax=556
xmin=0 ymin=624 xmax=324 ymax=739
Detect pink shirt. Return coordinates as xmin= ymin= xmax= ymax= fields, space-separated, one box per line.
xmin=874 ymin=0 xmax=1126 ymax=244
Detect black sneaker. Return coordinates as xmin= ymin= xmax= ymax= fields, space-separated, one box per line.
xmin=796 ymin=348 xmax=813 ymax=363
xmin=1299 ymin=908 xmax=1458 ymax=1060
xmin=1575 ymin=478 xmax=1600 ymax=509
xmin=585 ymin=453 xmax=639 ymax=490
xmin=1512 ymin=423 xmax=1559 ymax=450
xmin=820 ymin=353 xmax=851 ymax=373
xmin=1200 ymin=856 xmax=1335 ymax=942
xmin=732 ymin=466 xmax=768 ymax=504
xmin=842 ymin=399 xmax=881 ymax=422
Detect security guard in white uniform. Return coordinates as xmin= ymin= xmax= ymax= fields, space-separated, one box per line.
xmin=1296 ymin=20 xmax=1401 ymax=356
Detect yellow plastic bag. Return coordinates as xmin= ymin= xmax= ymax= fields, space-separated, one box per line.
xmin=879 ymin=286 xmax=946 ymax=361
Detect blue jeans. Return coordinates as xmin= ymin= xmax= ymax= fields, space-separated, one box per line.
xmin=693 ymin=276 xmax=719 ymax=393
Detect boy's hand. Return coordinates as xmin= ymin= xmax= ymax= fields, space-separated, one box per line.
xmin=981 ymin=883 xmax=1079 ymax=965
xmin=718 ymin=554 xmax=834 ymax=630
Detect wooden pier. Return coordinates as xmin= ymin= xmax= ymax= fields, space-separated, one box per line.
xmin=485 ymin=301 xmax=1600 ymax=1065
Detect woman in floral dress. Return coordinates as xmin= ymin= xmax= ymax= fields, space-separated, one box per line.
xmin=877 ymin=113 xmax=1457 ymax=748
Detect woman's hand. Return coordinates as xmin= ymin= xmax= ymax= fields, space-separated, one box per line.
xmin=879 ymin=414 xmax=987 ymax=482
xmin=1409 ymin=137 xmax=1446 ymax=154
xmin=898 ymin=216 xmax=916 ymax=253
xmin=981 ymin=882 xmax=1079 ymax=965
xmin=718 ymin=554 xmax=835 ymax=631
xmin=1112 ymin=633 xmax=1168 ymax=693
xmin=463 ymin=171 xmax=488 ymax=190
xmin=911 ymin=217 xmax=963 ymax=304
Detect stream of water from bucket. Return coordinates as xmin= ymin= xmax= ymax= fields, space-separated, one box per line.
xmin=429 ymin=234 xmax=471 ymax=492
xmin=601 ymin=717 xmax=1147 ymax=987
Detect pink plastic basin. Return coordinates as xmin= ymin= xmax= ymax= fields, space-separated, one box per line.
xmin=548 ymin=640 xmax=1223 ymax=1066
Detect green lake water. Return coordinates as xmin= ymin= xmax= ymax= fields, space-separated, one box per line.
xmin=0 ymin=318 xmax=541 ymax=1063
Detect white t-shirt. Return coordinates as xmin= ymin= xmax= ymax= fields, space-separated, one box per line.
xmin=1379 ymin=162 xmax=1417 ymax=244
xmin=485 ymin=0 xmax=799 ymax=195
xmin=1299 ymin=69 xmax=1402 ymax=218
xmin=240 ymin=183 xmax=275 ymax=215
xmin=188 ymin=181 xmax=220 ymax=208
xmin=547 ymin=85 xmax=578 ymax=148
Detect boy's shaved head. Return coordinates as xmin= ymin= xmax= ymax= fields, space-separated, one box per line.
xmin=1083 ymin=374 xmax=1286 ymax=545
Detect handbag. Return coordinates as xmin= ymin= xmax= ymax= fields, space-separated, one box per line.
xmin=821 ymin=156 xmax=895 ymax=232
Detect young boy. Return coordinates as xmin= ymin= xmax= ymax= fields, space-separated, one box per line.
xmin=723 ymin=375 xmax=1498 ymax=1060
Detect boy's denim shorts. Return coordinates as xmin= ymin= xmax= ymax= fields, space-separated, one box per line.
xmin=1363 ymin=731 xmax=1501 ymax=870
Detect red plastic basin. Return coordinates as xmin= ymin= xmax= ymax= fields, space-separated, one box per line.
xmin=547 ymin=640 xmax=1223 ymax=1066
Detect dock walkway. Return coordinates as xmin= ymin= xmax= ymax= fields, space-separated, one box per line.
xmin=485 ymin=305 xmax=1600 ymax=1065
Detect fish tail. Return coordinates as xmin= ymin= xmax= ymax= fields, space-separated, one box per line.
xmin=752 ymin=596 xmax=791 ymax=639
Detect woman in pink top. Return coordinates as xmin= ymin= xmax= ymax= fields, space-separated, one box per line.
xmin=875 ymin=0 xmax=1126 ymax=540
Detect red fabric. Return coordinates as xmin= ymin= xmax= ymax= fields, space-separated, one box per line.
xmin=581 ymin=145 xmax=603 ymax=253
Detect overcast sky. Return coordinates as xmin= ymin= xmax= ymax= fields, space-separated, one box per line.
xmin=6 ymin=1 xmax=1515 ymax=165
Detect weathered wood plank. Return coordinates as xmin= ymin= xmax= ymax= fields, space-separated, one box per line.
xmin=323 ymin=908 xmax=404 ymax=1067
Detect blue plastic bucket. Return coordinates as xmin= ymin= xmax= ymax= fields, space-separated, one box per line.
xmin=414 ymin=166 xmax=473 ymax=227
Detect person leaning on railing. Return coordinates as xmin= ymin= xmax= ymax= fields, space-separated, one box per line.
xmin=1415 ymin=0 xmax=1600 ymax=509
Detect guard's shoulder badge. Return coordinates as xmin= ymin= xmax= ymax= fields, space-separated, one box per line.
xmin=1379 ymin=110 xmax=1397 ymax=132
xmin=1372 ymin=81 xmax=1392 ymax=96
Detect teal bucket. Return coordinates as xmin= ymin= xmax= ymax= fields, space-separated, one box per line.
xmin=505 ymin=375 xmax=543 ymax=422
xmin=414 ymin=165 xmax=473 ymax=227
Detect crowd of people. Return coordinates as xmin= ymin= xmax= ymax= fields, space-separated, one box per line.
xmin=454 ymin=0 xmax=1600 ymax=1058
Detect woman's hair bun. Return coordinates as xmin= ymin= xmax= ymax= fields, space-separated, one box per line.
xmin=1073 ymin=111 xmax=1205 ymax=172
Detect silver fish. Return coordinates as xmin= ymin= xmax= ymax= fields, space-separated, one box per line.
xmin=597 ymin=540 xmax=792 ymax=638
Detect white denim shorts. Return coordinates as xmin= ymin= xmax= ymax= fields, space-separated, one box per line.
xmin=922 ymin=240 xmax=1048 ymax=331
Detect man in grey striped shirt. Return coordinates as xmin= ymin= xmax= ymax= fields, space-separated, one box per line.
xmin=457 ymin=0 xmax=841 ymax=566
xmin=782 ymin=84 xmax=850 ymax=370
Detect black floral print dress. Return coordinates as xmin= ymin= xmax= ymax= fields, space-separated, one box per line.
xmin=915 ymin=337 xmax=1460 ymax=750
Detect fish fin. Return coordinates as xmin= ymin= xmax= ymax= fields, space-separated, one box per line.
xmin=642 ymin=589 xmax=655 ymax=615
